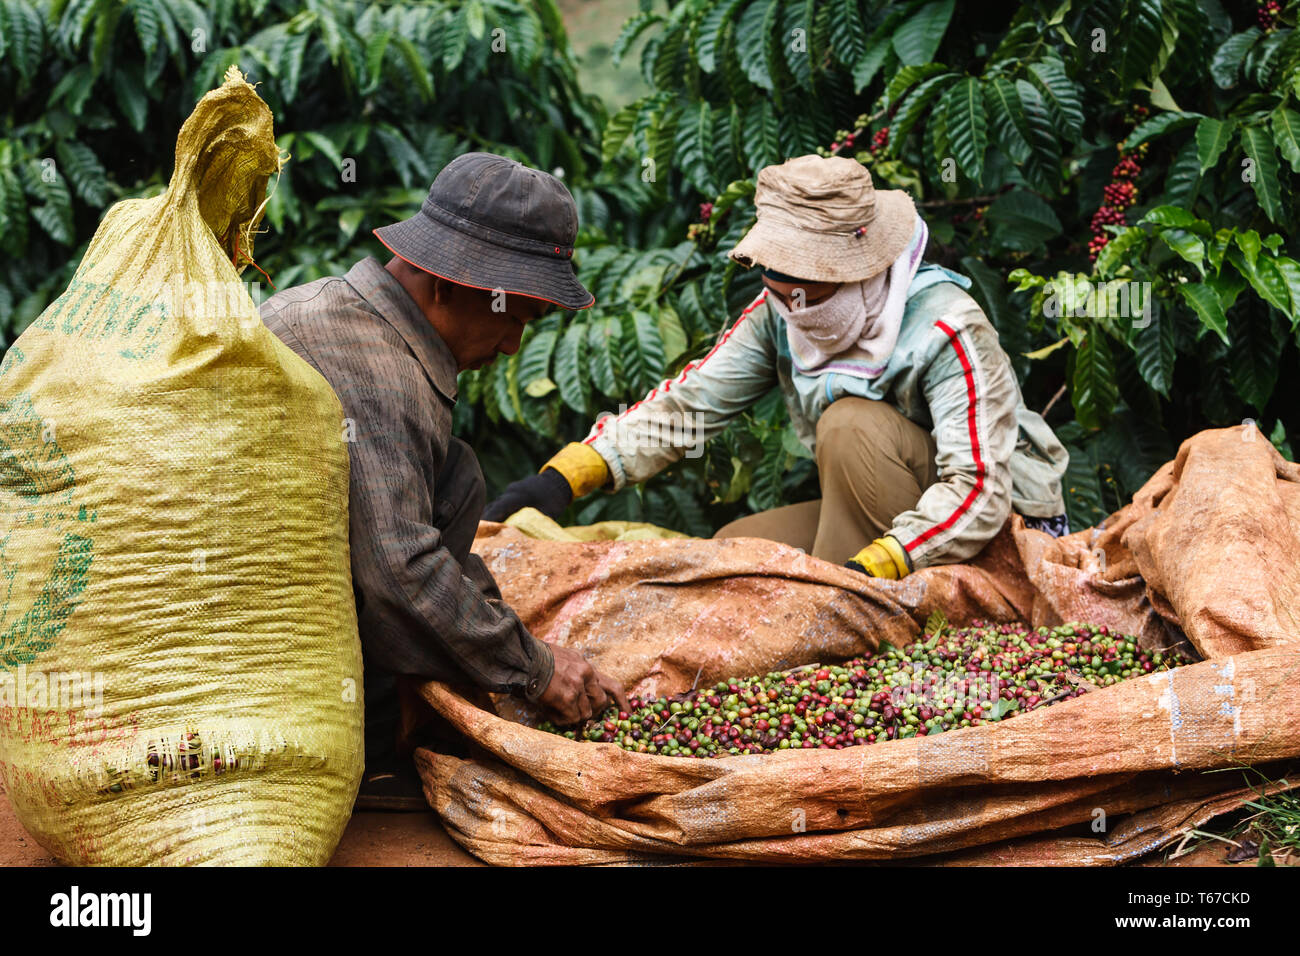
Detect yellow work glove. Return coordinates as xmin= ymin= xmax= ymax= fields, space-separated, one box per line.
xmin=845 ymin=535 xmax=912 ymax=579
xmin=543 ymin=442 xmax=610 ymax=498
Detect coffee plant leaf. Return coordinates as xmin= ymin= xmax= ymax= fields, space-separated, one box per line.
xmin=657 ymin=305 xmax=688 ymax=365
xmin=780 ymin=0 xmax=817 ymax=92
xmin=985 ymin=188 xmax=1061 ymax=253
xmin=696 ymin=0 xmax=746 ymax=73
xmin=652 ymin=484 xmax=713 ymax=538
xmin=982 ymin=75 xmax=1032 ymax=164
xmin=554 ymin=320 xmax=591 ymax=416
xmin=1133 ymin=297 xmax=1176 ymax=398
xmin=1272 ymin=107 xmax=1300 ymax=174
xmin=110 ymin=64 xmax=148 ymax=133
xmin=675 ymin=101 xmax=717 ymax=195
xmin=1244 ymin=26 xmax=1288 ymax=88
xmin=1178 ymin=282 xmax=1229 ymax=344
xmin=1026 ymin=55 xmax=1083 ymax=143
xmin=1228 ymin=306 xmax=1286 ymax=411
xmin=852 ymin=35 xmax=891 ymax=94
xmin=884 ymin=62 xmax=949 ymax=109
xmin=827 ymin=0 xmax=868 ymax=68
xmin=1204 ymin=269 xmax=1248 ymax=314
xmin=779 ymin=423 xmax=812 ymax=460
xmin=889 ymin=72 xmax=956 ymax=156
xmin=709 ymin=177 xmax=755 ymax=227
xmin=493 ymin=351 xmax=524 ymax=425
xmin=1157 ymin=229 xmax=1206 ymax=275
xmin=1093 ymin=225 xmax=1149 ymax=280
xmin=891 ymin=0 xmax=953 ymax=68
xmin=1114 ymin=0 xmax=1165 ymax=90
xmin=1272 ymin=257 xmax=1300 ymax=327
xmin=1240 ymin=252 xmax=1293 ymax=317
xmin=747 ymin=430 xmax=786 ymax=511
xmin=1013 ymin=78 xmax=1062 ymax=193
xmin=1124 ymin=110 xmax=1201 ymax=152
xmin=517 ymin=327 xmax=558 ymax=392
xmin=923 ymin=608 xmax=948 ymax=638
xmin=587 ymin=317 xmax=621 ymax=398
xmin=741 ymin=99 xmax=780 ymax=171
xmin=1238 ymin=124 xmax=1284 ymax=225
xmin=945 ymin=76 xmax=988 ymax=185
xmin=130 ymin=0 xmax=163 ymax=58
xmin=54 ymin=138 xmax=109 ymax=207
xmin=986 ymin=16 xmax=1036 ymax=69
xmin=1139 ymin=205 xmax=1203 ymax=231
xmin=1210 ymin=28 xmax=1261 ymax=89
xmin=611 ymin=11 xmax=659 ymax=67
xmin=735 ymin=0 xmax=781 ymax=93
xmin=3 ymin=0 xmax=45 ymax=88
xmin=1070 ymin=328 xmax=1119 ymax=430
xmin=1058 ymin=433 xmax=1106 ymax=529
xmin=392 ymin=35 xmax=433 ymax=102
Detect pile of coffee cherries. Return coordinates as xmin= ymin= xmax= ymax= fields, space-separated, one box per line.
xmin=538 ymin=620 xmax=1188 ymax=759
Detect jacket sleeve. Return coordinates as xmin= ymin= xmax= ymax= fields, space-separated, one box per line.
xmin=346 ymin=378 xmax=555 ymax=699
xmin=584 ymin=293 xmax=778 ymax=490
xmin=886 ymin=311 xmax=1020 ymax=570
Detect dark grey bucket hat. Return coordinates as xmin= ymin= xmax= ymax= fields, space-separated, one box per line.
xmin=373 ymin=151 xmax=594 ymax=310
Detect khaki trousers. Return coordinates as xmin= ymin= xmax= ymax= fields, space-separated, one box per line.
xmin=714 ymin=397 xmax=940 ymax=564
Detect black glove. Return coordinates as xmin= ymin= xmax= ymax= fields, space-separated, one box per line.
xmin=482 ymin=467 xmax=573 ymax=522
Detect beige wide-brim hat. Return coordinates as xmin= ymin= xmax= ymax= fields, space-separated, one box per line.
xmin=729 ymin=154 xmax=917 ymax=283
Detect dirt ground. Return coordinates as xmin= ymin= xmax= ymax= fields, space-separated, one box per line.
xmin=0 ymin=789 xmax=481 ymax=867
xmin=0 ymin=787 xmax=1249 ymax=867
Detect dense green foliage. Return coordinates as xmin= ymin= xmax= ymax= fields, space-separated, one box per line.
xmin=0 ymin=0 xmax=608 ymax=319
xmin=558 ymin=0 xmax=1300 ymax=532
xmin=3 ymin=0 xmax=1299 ymax=537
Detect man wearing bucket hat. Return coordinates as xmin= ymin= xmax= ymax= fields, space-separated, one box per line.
xmin=485 ymin=154 xmax=1071 ymax=577
xmin=261 ymin=152 xmax=628 ymax=808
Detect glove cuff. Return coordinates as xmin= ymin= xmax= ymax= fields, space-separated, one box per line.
xmin=848 ymin=537 xmax=912 ymax=580
xmin=543 ymin=442 xmax=610 ymax=499
xmin=877 ymin=535 xmax=912 ymax=578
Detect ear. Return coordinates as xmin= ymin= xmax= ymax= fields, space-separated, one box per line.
xmin=521 ymin=295 xmax=549 ymax=321
xmin=430 ymin=275 xmax=457 ymax=305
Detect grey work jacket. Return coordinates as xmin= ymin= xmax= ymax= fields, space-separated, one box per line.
xmin=582 ymin=264 xmax=1069 ymax=570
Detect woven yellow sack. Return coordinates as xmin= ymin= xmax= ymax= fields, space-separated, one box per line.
xmin=0 ymin=68 xmax=363 ymax=865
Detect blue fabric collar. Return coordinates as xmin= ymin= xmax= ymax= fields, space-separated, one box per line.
xmin=907 ymin=262 xmax=972 ymax=297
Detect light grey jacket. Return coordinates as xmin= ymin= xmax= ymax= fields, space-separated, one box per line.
xmin=582 ymin=264 xmax=1069 ymax=570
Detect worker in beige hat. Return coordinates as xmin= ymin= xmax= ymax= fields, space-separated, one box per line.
xmin=486 ymin=155 xmax=1071 ymax=577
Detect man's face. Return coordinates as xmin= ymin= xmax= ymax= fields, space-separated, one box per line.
xmin=442 ymin=283 xmax=549 ymax=371
xmin=760 ymin=275 xmax=840 ymax=311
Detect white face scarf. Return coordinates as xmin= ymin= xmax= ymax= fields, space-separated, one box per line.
xmin=768 ymin=215 xmax=928 ymax=378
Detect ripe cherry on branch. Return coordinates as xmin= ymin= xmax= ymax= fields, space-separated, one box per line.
xmin=1258 ymin=0 xmax=1282 ymax=32
xmin=1087 ymin=126 xmax=1148 ymax=263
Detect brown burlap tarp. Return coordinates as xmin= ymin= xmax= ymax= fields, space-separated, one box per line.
xmin=415 ymin=426 xmax=1300 ymax=864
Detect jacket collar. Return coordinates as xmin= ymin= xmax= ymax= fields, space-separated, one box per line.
xmin=344 ymin=256 xmax=459 ymax=402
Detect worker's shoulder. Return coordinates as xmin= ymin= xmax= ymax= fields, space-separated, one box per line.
xmin=909 ymin=280 xmax=991 ymax=339
xmin=260 ymin=275 xmax=417 ymax=381
xmin=899 ymin=285 xmax=1006 ymax=379
xmin=727 ymin=291 xmax=780 ymax=341
xmin=262 ymin=274 xmax=356 ymax=326
xmin=262 ymin=275 xmax=397 ymax=346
